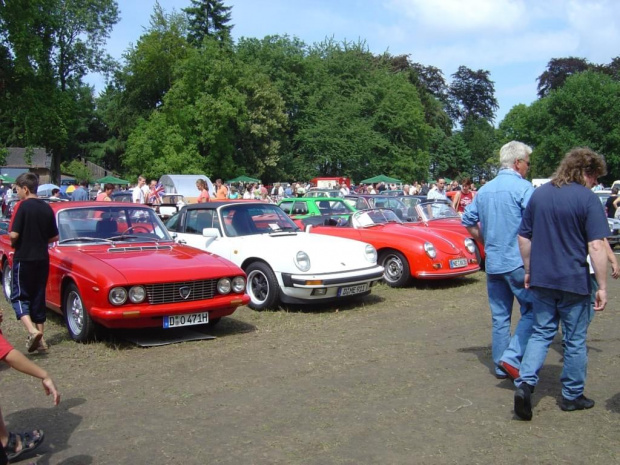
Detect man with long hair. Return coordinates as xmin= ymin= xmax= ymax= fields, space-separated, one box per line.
xmin=514 ymin=147 xmax=609 ymax=420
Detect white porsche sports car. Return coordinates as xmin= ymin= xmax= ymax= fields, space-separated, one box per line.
xmin=165 ymin=201 xmax=384 ymax=310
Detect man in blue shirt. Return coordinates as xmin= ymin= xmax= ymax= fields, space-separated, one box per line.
xmin=514 ymin=147 xmax=609 ymax=421
xmin=71 ymin=180 xmax=89 ymax=201
xmin=461 ymin=141 xmax=534 ymax=380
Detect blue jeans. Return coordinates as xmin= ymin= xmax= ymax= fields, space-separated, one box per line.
xmin=486 ymin=267 xmax=534 ymax=375
xmin=517 ymin=287 xmax=590 ymax=400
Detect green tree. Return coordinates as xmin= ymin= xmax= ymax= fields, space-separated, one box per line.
xmin=183 ymin=0 xmax=233 ymax=45
xmin=428 ymin=129 xmax=471 ymax=180
xmin=123 ymin=39 xmax=287 ymax=181
xmin=537 ymin=57 xmax=590 ymax=98
xmin=0 ymin=0 xmax=119 ymax=181
xmin=500 ymin=71 xmax=620 ymax=181
xmin=294 ymin=41 xmax=430 ymax=183
xmin=61 ymin=158 xmax=94 ymax=181
xmin=447 ymin=66 xmax=499 ymax=125
xmin=460 ymin=117 xmax=498 ymax=181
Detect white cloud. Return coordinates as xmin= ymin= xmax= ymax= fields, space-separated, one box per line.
xmin=388 ymin=0 xmax=528 ymax=35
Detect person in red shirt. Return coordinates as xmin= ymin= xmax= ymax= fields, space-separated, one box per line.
xmin=452 ymin=178 xmax=476 ymax=214
xmin=0 ymin=310 xmax=60 ymax=463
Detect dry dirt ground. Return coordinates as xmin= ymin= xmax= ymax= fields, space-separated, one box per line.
xmin=1 ymin=271 xmax=620 ymax=465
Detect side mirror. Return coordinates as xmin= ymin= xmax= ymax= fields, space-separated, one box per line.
xmin=203 ymin=228 xmax=221 ymax=238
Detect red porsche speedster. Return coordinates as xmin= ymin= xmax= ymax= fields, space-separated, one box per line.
xmin=299 ymin=209 xmax=480 ymax=287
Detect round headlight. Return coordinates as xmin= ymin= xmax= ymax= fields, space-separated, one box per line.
xmin=295 ymin=251 xmax=311 ymax=272
xmin=109 ymin=287 xmax=128 ymax=305
xmin=217 ymin=278 xmax=231 ymax=294
xmin=464 ymin=238 xmax=476 ymax=254
xmin=232 ymin=276 xmax=246 ymax=293
xmin=424 ymin=242 xmax=437 ymax=259
xmin=365 ymin=244 xmax=377 ymax=263
xmin=129 ymin=285 xmax=146 ymax=303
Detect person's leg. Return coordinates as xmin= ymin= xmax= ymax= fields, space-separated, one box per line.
xmin=10 ymin=262 xmax=40 ymax=337
xmin=486 ymin=273 xmax=515 ymax=376
xmin=516 ymin=287 xmax=560 ymax=388
xmin=29 ymin=260 xmax=49 ymax=346
xmin=558 ymin=292 xmax=591 ymax=400
xmin=500 ymin=266 xmax=533 ymax=368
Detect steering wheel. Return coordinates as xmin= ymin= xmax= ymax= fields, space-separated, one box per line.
xmin=122 ymin=225 xmax=151 ymax=235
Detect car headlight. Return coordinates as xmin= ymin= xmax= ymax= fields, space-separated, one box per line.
xmin=365 ymin=244 xmax=377 ymax=263
xmin=109 ymin=287 xmax=128 ymax=305
xmin=464 ymin=238 xmax=476 ymax=254
xmin=424 ymin=242 xmax=437 ymax=259
xmin=128 ymin=285 xmax=146 ymax=303
xmin=217 ymin=278 xmax=231 ymax=294
xmin=295 ymin=251 xmax=311 ymax=272
xmin=232 ymin=276 xmax=246 ymax=293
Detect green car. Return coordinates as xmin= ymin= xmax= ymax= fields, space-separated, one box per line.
xmin=278 ymin=197 xmax=356 ymax=219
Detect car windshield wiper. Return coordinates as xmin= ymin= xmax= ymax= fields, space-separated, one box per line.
xmin=58 ymin=237 xmax=113 ymax=244
xmin=107 ymin=235 xmax=160 ymax=242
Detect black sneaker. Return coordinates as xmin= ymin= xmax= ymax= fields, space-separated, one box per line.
xmin=514 ymin=383 xmax=534 ymax=421
xmin=560 ymin=395 xmax=595 ymax=412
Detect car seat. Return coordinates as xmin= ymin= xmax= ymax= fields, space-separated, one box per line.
xmin=95 ymin=217 xmax=118 ymax=236
xmin=229 ymin=210 xmax=253 ymax=236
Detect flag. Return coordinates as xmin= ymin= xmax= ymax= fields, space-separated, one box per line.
xmin=149 ymin=183 xmax=165 ymax=203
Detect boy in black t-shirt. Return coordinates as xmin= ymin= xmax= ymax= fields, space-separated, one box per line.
xmin=9 ymin=173 xmax=58 ymax=353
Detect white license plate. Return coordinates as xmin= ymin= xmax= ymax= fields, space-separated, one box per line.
xmin=450 ymin=258 xmax=468 ymax=269
xmin=163 ymin=312 xmax=209 ymax=329
xmin=338 ymin=283 xmax=369 ymax=296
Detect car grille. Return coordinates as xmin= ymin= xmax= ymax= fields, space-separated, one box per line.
xmin=145 ymin=279 xmax=218 ymax=304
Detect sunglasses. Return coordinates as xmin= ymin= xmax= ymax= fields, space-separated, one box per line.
xmin=519 ymin=159 xmax=531 ymax=167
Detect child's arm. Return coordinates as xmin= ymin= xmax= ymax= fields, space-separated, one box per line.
xmin=4 ymin=350 xmax=60 ymax=405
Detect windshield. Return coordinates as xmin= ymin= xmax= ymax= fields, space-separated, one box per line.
xmin=221 ymin=204 xmax=300 ymax=237
xmin=351 ymin=209 xmax=402 ymax=228
xmin=417 ymin=201 xmax=460 ymax=222
xmin=57 ymin=206 xmax=172 ymax=244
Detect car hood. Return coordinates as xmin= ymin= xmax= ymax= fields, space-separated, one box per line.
xmin=378 ymin=224 xmax=469 ymax=255
xmin=70 ymin=243 xmax=243 ymax=284
xmin=227 ymin=232 xmax=376 ymax=272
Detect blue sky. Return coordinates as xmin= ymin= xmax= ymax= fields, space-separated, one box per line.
xmin=89 ymin=0 xmax=620 ymax=124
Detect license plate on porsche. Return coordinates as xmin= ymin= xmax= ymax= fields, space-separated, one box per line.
xmin=338 ymin=283 xmax=369 ymax=296
xmin=450 ymin=258 xmax=468 ymax=269
xmin=163 ymin=312 xmax=209 ymax=329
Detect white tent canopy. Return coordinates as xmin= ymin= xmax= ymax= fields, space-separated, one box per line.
xmin=158 ymin=175 xmax=214 ymax=200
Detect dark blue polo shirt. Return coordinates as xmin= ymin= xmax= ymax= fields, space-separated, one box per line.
xmin=518 ymin=182 xmax=609 ymax=295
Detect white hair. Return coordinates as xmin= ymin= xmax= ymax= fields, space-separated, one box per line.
xmin=499 ymin=141 xmax=532 ymax=169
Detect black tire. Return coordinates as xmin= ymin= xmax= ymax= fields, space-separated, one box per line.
xmin=380 ymin=250 xmax=411 ymax=287
xmin=2 ymin=261 xmax=11 ymax=303
xmin=63 ymin=283 xmax=96 ymax=342
xmin=245 ymin=262 xmax=279 ymax=310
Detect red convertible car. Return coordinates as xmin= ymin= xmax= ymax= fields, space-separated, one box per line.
xmin=0 ymin=201 xmax=250 ymax=342
xmin=403 ymin=199 xmax=485 ymax=265
xmin=299 ymin=209 xmax=480 ymax=287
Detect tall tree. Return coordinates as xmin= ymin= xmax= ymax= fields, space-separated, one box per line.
xmin=183 ymin=0 xmax=233 ymax=45
xmin=0 ymin=0 xmax=119 ymax=181
xmin=447 ymin=66 xmax=498 ymax=125
xmin=500 ymin=71 xmax=620 ymax=181
xmin=536 ymin=57 xmax=590 ymax=98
